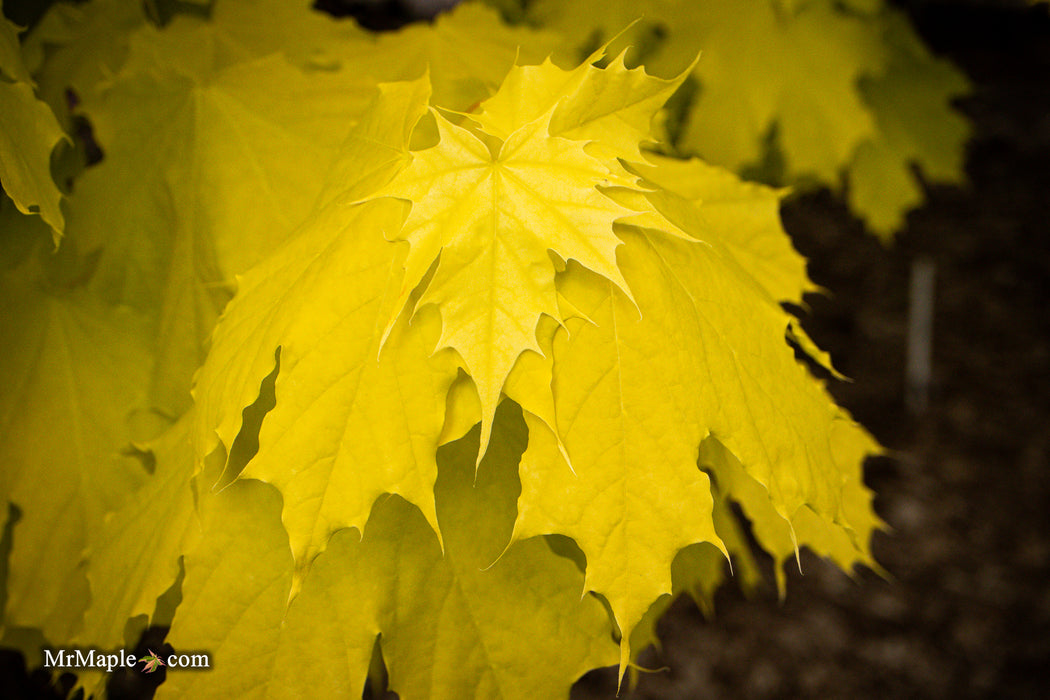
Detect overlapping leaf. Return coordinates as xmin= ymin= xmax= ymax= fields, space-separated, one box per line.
xmin=0 ymin=190 xmax=49 ymax=269
xmin=192 ymin=192 xmax=461 ymax=575
xmin=511 ymin=275 xmax=725 ymax=676
xmin=0 ymin=247 xmax=153 ymax=643
xmin=527 ymin=0 xmax=887 ymax=181
xmin=63 ymin=13 xmax=375 ymax=415
xmin=499 ymin=147 xmax=874 ymax=671
xmin=472 ymin=48 xmax=685 ymax=162
xmin=19 ymin=0 xmax=146 ymax=124
xmin=697 ymin=426 xmax=883 ymax=596
xmin=209 ymin=0 xmax=369 ymax=66
xmin=189 ymin=77 xmax=472 ymax=583
xmin=163 ymin=403 xmax=616 ymax=700
xmin=0 ymin=9 xmax=68 ymax=243
xmin=0 ymin=6 xmax=30 ymax=84
xmin=509 ymin=223 xmax=871 ymax=673
xmin=76 ymin=412 xmax=204 ymax=652
xmin=625 ymin=153 xmax=814 ymax=305
xmin=847 ymin=9 xmax=971 ymax=240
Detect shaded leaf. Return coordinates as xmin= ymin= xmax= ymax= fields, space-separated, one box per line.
xmin=848 ymin=9 xmax=971 ymax=240
xmin=77 ymin=412 xmax=202 ymax=651
xmin=0 ymin=253 xmax=152 ymax=643
xmin=0 ymin=77 xmax=68 ymax=242
xmin=163 ymin=402 xmax=616 ymax=699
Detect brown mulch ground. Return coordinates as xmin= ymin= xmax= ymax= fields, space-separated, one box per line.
xmin=574 ymin=2 xmax=1050 ymax=698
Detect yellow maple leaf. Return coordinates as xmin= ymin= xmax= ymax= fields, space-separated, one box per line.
xmin=365 ymin=102 xmax=639 ymax=458
xmin=360 ymin=48 xmax=689 ymax=459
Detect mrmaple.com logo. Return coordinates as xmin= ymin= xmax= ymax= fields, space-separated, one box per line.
xmin=42 ymin=647 xmax=211 ymax=673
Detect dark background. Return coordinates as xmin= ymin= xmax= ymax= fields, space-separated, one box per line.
xmin=2 ymin=1 xmax=1048 ymax=698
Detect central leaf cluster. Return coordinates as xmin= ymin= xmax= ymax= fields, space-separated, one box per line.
xmin=190 ymin=43 xmax=879 ymax=684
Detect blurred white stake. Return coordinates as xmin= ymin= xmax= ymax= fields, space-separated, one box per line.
xmin=403 ymin=0 xmax=460 ymax=18
xmin=906 ymin=257 xmax=936 ymax=415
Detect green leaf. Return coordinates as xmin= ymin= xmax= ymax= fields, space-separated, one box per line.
xmin=140 ymin=649 xmax=165 ymax=673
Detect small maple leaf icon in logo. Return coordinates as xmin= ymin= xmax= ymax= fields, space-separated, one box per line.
xmin=139 ymin=649 xmax=166 ymax=674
